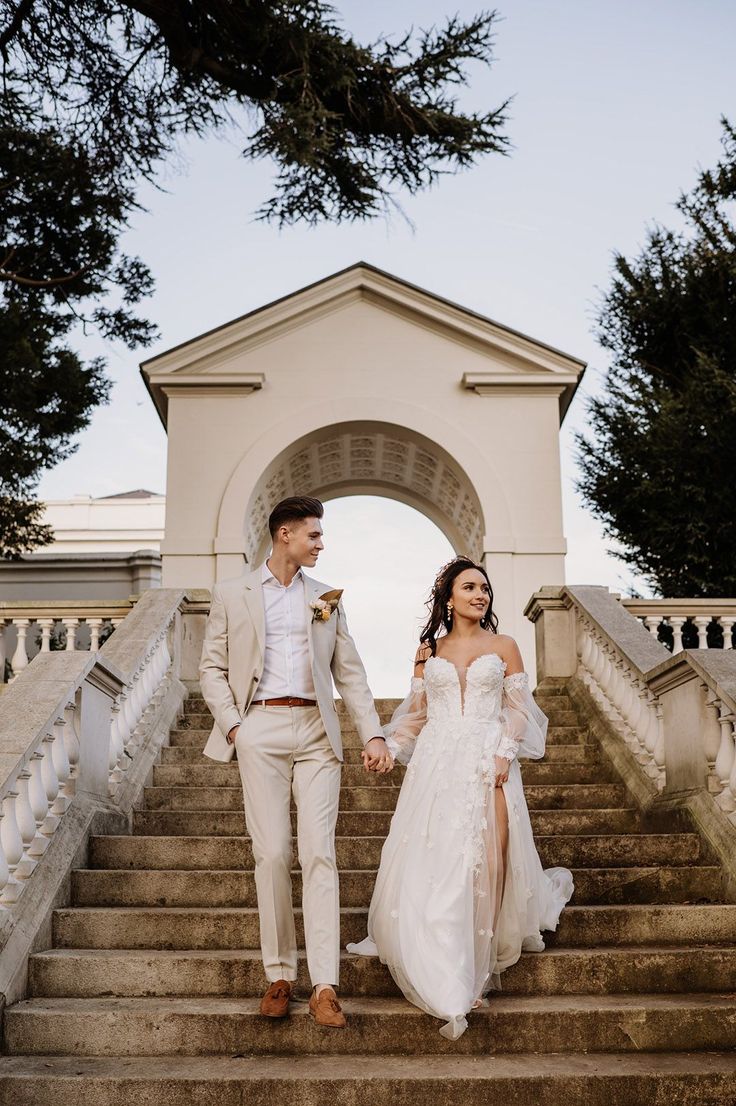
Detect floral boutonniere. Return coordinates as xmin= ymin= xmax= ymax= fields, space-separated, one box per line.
xmin=310 ymin=589 xmax=343 ymax=623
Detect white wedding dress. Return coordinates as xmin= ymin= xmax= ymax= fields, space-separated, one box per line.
xmin=347 ymin=652 xmax=574 ymax=1039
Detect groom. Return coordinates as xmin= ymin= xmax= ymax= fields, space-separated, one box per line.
xmin=199 ymin=495 xmax=392 ymax=1028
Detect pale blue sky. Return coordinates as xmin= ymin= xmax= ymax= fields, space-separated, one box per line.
xmin=36 ymin=1 xmax=736 ymax=690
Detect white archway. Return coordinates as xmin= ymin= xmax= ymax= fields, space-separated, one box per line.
xmin=142 ymin=262 xmax=585 ymax=663
xmin=216 ymin=409 xmax=498 ymax=568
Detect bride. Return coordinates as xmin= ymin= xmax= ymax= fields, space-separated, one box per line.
xmin=347 ymin=557 xmax=574 ymax=1039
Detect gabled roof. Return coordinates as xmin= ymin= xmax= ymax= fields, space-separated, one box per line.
xmin=140 ymin=261 xmax=586 ymax=426
xmin=95 ymin=489 xmax=161 ymax=500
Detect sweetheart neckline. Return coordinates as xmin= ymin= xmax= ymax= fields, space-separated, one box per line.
xmin=428 ymin=652 xmax=507 ymax=678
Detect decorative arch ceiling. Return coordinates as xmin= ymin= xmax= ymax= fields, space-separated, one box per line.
xmin=246 ymin=421 xmax=485 ymax=563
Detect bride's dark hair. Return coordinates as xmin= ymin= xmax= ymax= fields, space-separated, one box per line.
xmin=418 ymin=556 xmax=499 ymax=656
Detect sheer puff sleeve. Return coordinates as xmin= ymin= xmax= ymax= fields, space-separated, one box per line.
xmin=383 ymin=677 xmax=427 ymax=765
xmin=497 ymin=672 xmax=547 ymax=762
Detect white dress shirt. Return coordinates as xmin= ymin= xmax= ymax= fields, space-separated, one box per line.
xmin=257 ymin=561 xmax=317 ymax=700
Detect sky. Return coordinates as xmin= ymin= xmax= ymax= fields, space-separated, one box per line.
xmin=35 ymin=0 xmax=736 ymax=692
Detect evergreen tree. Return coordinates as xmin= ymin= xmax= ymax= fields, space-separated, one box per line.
xmin=577 ymin=119 xmax=736 ymax=596
xmin=0 ymin=2 xmax=509 ymax=556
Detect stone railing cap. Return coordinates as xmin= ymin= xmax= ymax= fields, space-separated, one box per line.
xmin=648 ymin=648 xmax=736 ymax=710
xmin=564 ymin=585 xmax=668 ymax=674
xmin=0 ymin=650 xmax=124 ymax=781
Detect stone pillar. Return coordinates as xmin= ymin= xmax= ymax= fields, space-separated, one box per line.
xmin=523 ymin=588 xmax=577 ymax=684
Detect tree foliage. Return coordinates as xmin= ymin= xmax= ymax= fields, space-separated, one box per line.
xmin=0 ymin=107 xmax=155 ymax=557
xmin=0 ymin=1 xmax=509 ymax=557
xmin=1 ymin=1 xmax=510 ymax=224
xmin=576 ymin=119 xmax=736 ymax=596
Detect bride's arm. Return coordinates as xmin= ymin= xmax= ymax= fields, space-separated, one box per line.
xmin=496 ymin=636 xmax=548 ymax=762
xmin=382 ymin=646 xmax=430 ymax=765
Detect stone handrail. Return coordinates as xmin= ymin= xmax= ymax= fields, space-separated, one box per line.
xmin=0 ymin=589 xmax=189 ymax=1006
xmin=526 ymin=585 xmax=736 ymax=893
xmin=0 ymin=651 xmax=123 ymax=909
xmin=0 ymin=599 xmax=134 ymax=683
xmin=621 ymin=597 xmax=736 ymax=652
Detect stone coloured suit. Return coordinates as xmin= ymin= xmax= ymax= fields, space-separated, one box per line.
xmin=199 ymin=566 xmax=381 ymax=984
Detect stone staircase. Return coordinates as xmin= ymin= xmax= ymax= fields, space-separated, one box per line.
xmin=2 ymin=679 xmax=736 ymax=1103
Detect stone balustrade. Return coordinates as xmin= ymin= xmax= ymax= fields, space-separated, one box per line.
xmin=621 ymin=598 xmax=736 ymax=652
xmin=0 ymin=600 xmax=134 ymax=684
xmin=0 ymin=591 xmax=188 ymax=956
xmin=526 ymin=586 xmax=736 ymax=894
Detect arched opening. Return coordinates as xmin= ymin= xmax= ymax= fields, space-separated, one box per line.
xmin=242 ymin=420 xmax=486 ymax=567
xmin=294 ymin=495 xmax=454 ymax=696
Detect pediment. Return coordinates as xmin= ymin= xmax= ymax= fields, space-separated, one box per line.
xmin=140 ymin=262 xmax=586 ymax=425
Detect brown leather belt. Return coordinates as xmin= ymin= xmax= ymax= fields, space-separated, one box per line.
xmin=252 ymin=696 xmax=318 ymax=707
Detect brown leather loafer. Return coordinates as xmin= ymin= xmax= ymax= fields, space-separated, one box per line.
xmin=260 ymin=979 xmax=293 ymax=1018
xmin=308 ymin=986 xmax=346 ymax=1028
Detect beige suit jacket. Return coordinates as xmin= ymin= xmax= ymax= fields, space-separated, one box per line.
xmin=199 ymin=567 xmax=382 ymax=763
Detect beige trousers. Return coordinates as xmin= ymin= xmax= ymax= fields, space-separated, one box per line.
xmin=235 ymin=704 xmax=342 ymax=987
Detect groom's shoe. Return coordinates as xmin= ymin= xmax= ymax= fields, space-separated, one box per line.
xmin=309 ymin=986 xmax=346 ymax=1028
xmin=260 ymin=979 xmax=293 ymax=1018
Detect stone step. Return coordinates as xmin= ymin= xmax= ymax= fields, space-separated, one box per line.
xmin=5 ymin=993 xmax=736 ymax=1057
xmin=88 ymin=832 xmax=702 ymax=872
xmin=133 ymin=806 xmax=644 ymax=838
xmin=151 ymin=761 xmax=614 ymax=788
xmin=159 ymin=742 xmax=601 ymax=766
xmin=141 ymin=782 xmax=629 ymax=812
xmin=29 ymin=944 xmax=736 ymax=1000
xmin=168 ymin=723 xmax=593 ymax=747
xmin=51 ymin=904 xmax=736 ymax=951
xmin=71 ymin=864 xmax=723 ymax=909
xmin=3 ymin=1051 xmax=735 ymax=1106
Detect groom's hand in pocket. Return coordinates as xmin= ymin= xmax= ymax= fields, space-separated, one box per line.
xmin=361 ymin=737 xmax=394 ymax=773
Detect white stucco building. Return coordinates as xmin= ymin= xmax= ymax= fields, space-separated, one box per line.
xmin=140 ymin=263 xmax=586 ymax=662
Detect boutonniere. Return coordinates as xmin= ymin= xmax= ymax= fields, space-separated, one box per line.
xmin=310 ymin=589 xmax=343 ymax=623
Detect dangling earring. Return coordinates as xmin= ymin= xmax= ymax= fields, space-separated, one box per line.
xmin=446 ymin=602 xmax=453 ymax=620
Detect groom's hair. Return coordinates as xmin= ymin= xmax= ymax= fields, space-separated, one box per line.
xmin=268 ymin=495 xmax=324 ymax=539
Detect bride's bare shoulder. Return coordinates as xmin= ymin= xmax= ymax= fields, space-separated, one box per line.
xmin=490 ymin=633 xmax=524 ymax=670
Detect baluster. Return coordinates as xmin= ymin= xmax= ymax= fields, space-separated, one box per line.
xmin=0 ymin=804 xmax=9 ymax=906
xmin=63 ymin=697 xmax=80 ymax=799
xmin=644 ymin=615 xmax=661 ymax=641
xmin=652 ymin=699 xmax=666 ymax=784
xmin=669 ymin=616 xmax=686 ymax=654
xmin=88 ymin=618 xmax=103 ymax=651
xmin=728 ymin=740 xmax=736 ymax=828
xmin=0 ymin=792 xmax=23 ymax=904
xmin=130 ymin=668 xmax=144 ymax=732
xmin=119 ymin=686 xmax=134 ymax=744
xmin=14 ymin=770 xmax=39 ymax=879
xmin=51 ymin=715 xmax=71 ymax=815
xmin=693 ymin=615 xmax=710 ymax=649
xmin=108 ymin=698 xmax=126 ymax=789
xmin=721 ymin=617 xmax=735 ymax=650
xmin=10 ymin=619 xmax=30 ymax=679
xmin=37 ymin=618 xmax=54 ymax=653
xmin=26 ymin=753 xmax=50 ymax=860
xmin=631 ymin=678 xmax=655 ymax=770
xmin=62 ymin=618 xmax=79 ymax=651
xmin=702 ymin=689 xmax=723 ymax=792
xmin=39 ymin=732 xmax=60 ymax=836
xmin=140 ymin=648 xmax=155 ymax=706
xmin=714 ymin=705 xmax=736 ymax=813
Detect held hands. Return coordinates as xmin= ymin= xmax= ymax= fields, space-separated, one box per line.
xmin=494 ymin=755 xmax=510 ymax=787
xmin=362 ymin=736 xmax=394 ymax=773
